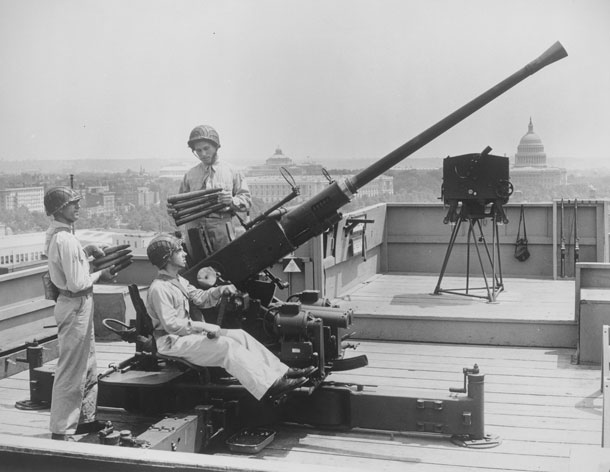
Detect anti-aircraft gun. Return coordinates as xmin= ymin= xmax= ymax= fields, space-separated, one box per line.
xmin=90 ymin=42 xmax=568 ymax=451
xmin=175 ymin=41 xmax=568 ymax=380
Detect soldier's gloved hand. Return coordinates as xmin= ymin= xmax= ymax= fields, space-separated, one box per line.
xmin=84 ymin=244 xmax=107 ymax=259
xmin=221 ymin=284 xmax=238 ymax=296
xmin=99 ymin=267 xmax=117 ymax=282
xmin=204 ymin=323 xmax=221 ymax=339
xmin=218 ymin=190 xmax=233 ymax=206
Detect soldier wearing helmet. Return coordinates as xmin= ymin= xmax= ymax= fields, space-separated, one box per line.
xmin=44 ymin=186 xmax=115 ymax=441
xmin=179 ymin=125 xmax=252 ymax=257
xmin=145 ymin=234 xmax=312 ymax=400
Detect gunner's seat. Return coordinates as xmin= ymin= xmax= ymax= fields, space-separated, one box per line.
xmin=103 ymin=284 xmax=228 ymax=382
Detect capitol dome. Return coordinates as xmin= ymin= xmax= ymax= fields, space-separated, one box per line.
xmin=265 ymin=147 xmax=293 ymax=166
xmin=514 ymin=118 xmax=546 ymax=167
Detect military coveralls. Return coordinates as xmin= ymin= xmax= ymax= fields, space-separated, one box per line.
xmin=46 ymin=221 xmax=102 ymax=436
xmin=146 ymin=271 xmax=288 ymax=400
xmin=179 ymin=159 xmax=251 ymax=255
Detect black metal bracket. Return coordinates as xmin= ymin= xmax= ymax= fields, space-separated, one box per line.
xmin=263 ymin=269 xmax=289 ymax=290
xmin=343 ymin=217 xmax=375 ymax=237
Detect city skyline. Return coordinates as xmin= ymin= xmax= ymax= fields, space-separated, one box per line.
xmin=0 ymin=0 xmax=609 ymax=168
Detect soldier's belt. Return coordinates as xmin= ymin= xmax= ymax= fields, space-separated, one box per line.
xmin=58 ymin=287 xmax=93 ymax=298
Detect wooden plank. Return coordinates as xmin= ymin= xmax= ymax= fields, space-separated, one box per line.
xmin=336 ymin=274 xmax=575 ymax=322
xmin=359 ymin=357 xmax=599 ymax=378
xmin=0 ymin=338 xmax=602 ymax=472
xmin=252 ymin=429 xmax=566 ymax=472
xmin=350 ymin=341 xmax=581 ymax=362
xmin=0 ymin=433 xmax=348 ymax=472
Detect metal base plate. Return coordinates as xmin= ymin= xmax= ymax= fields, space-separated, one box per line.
xmin=451 ymin=433 xmax=502 ymax=449
xmin=226 ymin=428 xmax=276 ymax=454
xmin=15 ymin=399 xmax=50 ymax=411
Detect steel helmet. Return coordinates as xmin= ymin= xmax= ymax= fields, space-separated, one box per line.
xmin=187 ymin=125 xmax=221 ymax=149
xmin=44 ymin=186 xmax=81 ymax=216
xmin=147 ymin=233 xmax=183 ymax=268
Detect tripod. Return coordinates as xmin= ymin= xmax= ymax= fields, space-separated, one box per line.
xmin=434 ymin=203 xmax=504 ymax=302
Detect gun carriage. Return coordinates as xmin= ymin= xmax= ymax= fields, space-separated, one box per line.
xmin=20 ymin=42 xmax=567 ymax=453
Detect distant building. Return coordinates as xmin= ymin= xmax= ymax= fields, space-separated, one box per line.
xmin=159 ymin=164 xmax=190 ymax=180
xmin=510 ymin=118 xmax=567 ymax=190
xmin=87 ymin=185 xmax=110 ymax=194
xmin=0 ymin=229 xmax=156 ymax=271
xmin=123 ymin=187 xmax=158 ymax=207
xmin=0 ymin=186 xmax=45 ymax=213
xmin=246 ymin=148 xmax=324 ymax=177
xmin=0 ymin=232 xmax=46 ymax=268
xmin=245 ymin=147 xmax=392 ymax=203
xmin=249 ymin=174 xmax=393 ymax=204
xmin=84 ymin=192 xmax=115 ymax=217
xmin=110 ymin=230 xmax=156 ymax=255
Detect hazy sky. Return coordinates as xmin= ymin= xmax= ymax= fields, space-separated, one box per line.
xmin=0 ymin=0 xmax=608 ymax=168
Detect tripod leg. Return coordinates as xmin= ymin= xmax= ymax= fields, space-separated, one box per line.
xmin=434 ymin=218 xmax=463 ymax=294
xmin=494 ymin=218 xmax=504 ymax=291
xmin=466 ymin=220 xmax=473 ymax=294
xmin=471 ymin=220 xmax=492 ymax=301
xmin=475 ymin=220 xmax=503 ymax=291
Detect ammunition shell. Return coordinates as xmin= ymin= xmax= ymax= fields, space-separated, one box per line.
xmin=93 ymin=253 xmax=133 ymax=271
xmin=91 ymin=249 xmax=132 ymax=267
xmin=167 ymin=188 xmax=222 ymax=204
xmin=174 ymin=203 xmax=228 ymax=226
xmin=168 ymin=194 xmax=220 ymax=211
xmin=111 ymin=259 xmax=133 ymax=274
xmin=102 ymin=244 xmax=131 ymax=256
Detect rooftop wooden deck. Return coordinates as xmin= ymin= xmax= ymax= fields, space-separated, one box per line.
xmin=0 ymin=273 xmax=601 ymax=471
xmin=0 ymin=336 xmax=602 ymax=472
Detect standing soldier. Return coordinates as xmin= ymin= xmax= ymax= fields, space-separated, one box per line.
xmin=44 ymin=186 xmax=114 ymax=440
xmin=179 ymin=125 xmax=251 ymax=257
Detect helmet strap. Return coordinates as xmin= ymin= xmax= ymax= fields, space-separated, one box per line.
xmin=53 ymin=206 xmax=75 ymax=225
xmin=192 ymin=149 xmax=219 ymax=166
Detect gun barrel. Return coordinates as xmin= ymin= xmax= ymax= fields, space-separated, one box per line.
xmin=350 ymin=42 xmax=567 ymax=191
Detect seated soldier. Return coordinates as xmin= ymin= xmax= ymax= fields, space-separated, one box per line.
xmin=145 ymin=233 xmax=314 ymax=400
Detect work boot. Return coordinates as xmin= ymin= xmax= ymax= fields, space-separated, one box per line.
xmin=285 ymin=366 xmax=316 ymax=379
xmin=51 ymin=433 xmax=75 ymax=441
xmin=266 ymin=376 xmax=307 ymax=398
xmin=75 ymin=420 xmax=108 ymax=435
